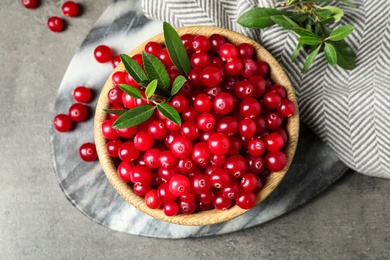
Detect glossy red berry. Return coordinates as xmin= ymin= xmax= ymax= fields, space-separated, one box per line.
xmin=177 ymin=157 xmax=197 ymax=174
xmin=241 ymin=173 xmax=258 ymax=193
xmin=148 ymin=120 xmax=167 ymax=140
xmin=221 ymin=180 xmax=241 ymax=199
xmin=47 ymin=16 xmax=64 ymax=32
xmin=207 ymin=133 xmax=230 ymax=155
xmin=240 ymin=58 xmax=258 ymax=78
xmin=213 ymin=92 xmax=235 ymax=115
xmin=102 ymin=119 xmax=119 ymax=140
xmin=112 ymin=55 xmax=121 ymax=68
xmin=219 ymin=43 xmax=238 ymax=61
xmin=263 ymin=91 xmax=282 ymax=109
xmin=192 ymin=35 xmax=211 ymax=52
xmin=169 ymin=175 xmax=191 ymax=196
xmin=159 ymin=150 xmax=178 ymax=168
xmin=190 ymin=51 xmax=210 ymax=69
xmin=210 ymin=167 xmax=231 ymax=189
xmin=171 ymin=136 xmax=193 ymax=159
xmin=249 ymin=76 xmax=267 ymax=98
xmin=107 ymin=87 xmax=124 ymax=105
xmin=225 ymin=58 xmax=243 ymax=76
xmin=246 ymin=155 xmax=266 ymax=174
xmin=118 ymin=142 xmax=140 ymax=162
xmin=237 ymin=43 xmax=254 ymax=59
xmin=264 ymin=133 xmax=284 ymax=152
xmin=157 ymin=48 xmax=173 ymax=67
xmin=69 ymin=103 xmax=88 ymax=122
xmin=53 ymin=114 xmax=72 ymax=132
xmin=62 ymin=1 xmax=79 ymax=17
xmin=144 ymin=41 xmax=162 ymax=56
xmin=178 ymin=200 xmax=197 ymax=214
xmin=73 ymin=86 xmax=91 ymax=103
xmin=130 ymin=165 xmax=153 ymax=185
xmin=22 ymin=0 xmax=38 ymax=9
xmin=116 ymin=126 xmax=137 ymax=138
xmin=171 ymin=95 xmax=189 ymax=113
xmin=236 ymin=192 xmax=256 ymax=210
xmin=158 ymin=183 xmax=177 ymax=202
xmin=111 ymin=71 xmax=127 ymax=87
xmin=201 ymin=66 xmax=223 ymax=87
xmin=265 ymin=151 xmax=287 ymax=172
xmin=163 ymin=201 xmax=179 ymax=216
xmin=191 ymin=173 xmax=211 ymax=194
xmin=239 ymin=118 xmax=257 ymax=138
xmin=268 ymin=84 xmax=287 ymax=99
xmin=106 ymin=139 xmax=122 ymax=157
xmin=239 ymin=98 xmax=261 ymax=118
xmin=145 ymin=189 xmax=163 ymax=209
xmin=278 ymin=99 xmax=295 ymax=117
xmin=197 ymin=113 xmax=216 ymax=132
xmin=180 ymin=120 xmax=199 ymax=140
xmin=264 ymin=111 xmax=284 ymax=130
xmin=235 ymin=80 xmax=254 ymax=99
xmin=247 ymin=138 xmax=265 ymax=156
xmin=94 ymin=45 xmax=113 ymax=63
xmin=224 ymin=154 xmax=247 ymax=179
xmin=210 ymin=34 xmax=226 ymax=52
xmin=157 ymin=167 xmax=178 ymax=183
xmin=143 ymin=149 xmax=162 ymax=169
xmin=256 ymin=61 xmax=269 ymax=77
xmin=134 ymin=131 xmax=154 ymax=151
xmin=213 ymin=191 xmax=233 ymax=210
xmin=79 ymin=142 xmax=98 ymax=162
xmin=192 ymin=142 xmax=211 ymax=165
xmin=117 ymin=161 xmax=132 ymax=182
xmin=181 ymin=34 xmax=195 ymax=53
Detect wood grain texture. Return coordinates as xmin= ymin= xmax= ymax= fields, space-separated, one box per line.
xmin=94 ymin=26 xmax=299 ymax=226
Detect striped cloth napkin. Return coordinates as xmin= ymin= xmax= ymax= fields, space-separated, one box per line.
xmin=141 ymin=0 xmax=390 ymax=179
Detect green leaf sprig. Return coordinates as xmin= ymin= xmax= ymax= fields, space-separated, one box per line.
xmin=104 ymin=22 xmax=191 ymax=129
xmin=237 ymin=0 xmax=356 ymax=73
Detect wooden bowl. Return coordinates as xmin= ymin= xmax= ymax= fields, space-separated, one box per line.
xmin=94 ymin=26 xmax=299 ymax=226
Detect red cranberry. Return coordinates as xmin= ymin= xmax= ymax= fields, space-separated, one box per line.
xmin=69 ymin=103 xmax=88 ymax=122
xmin=219 ymin=43 xmax=238 ymax=61
xmin=210 ymin=34 xmax=226 ymax=52
xmin=117 ymin=161 xmax=132 ymax=183
xmin=106 ymin=139 xmax=122 ymax=157
xmin=22 ymin=0 xmax=38 ymax=9
xmin=163 ymin=201 xmax=179 ymax=216
xmin=265 ymin=151 xmax=287 ymax=172
xmin=235 ymin=192 xmax=256 ymax=209
xmin=144 ymin=41 xmax=162 ymax=56
xmin=79 ymin=142 xmax=97 ymax=162
xmin=73 ymin=86 xmax=91 ymax=103
xmin=62 ymin=1 xmax=79 ymax=17
xmin=94 ymin=45 xmax=113 ymax=63
xmin=53 ymin=114 xmax=72 ymax=132
xmin=169 ymin=175 xmax=191 ymax=196
xmin=145 ymin=189 xmax=163 ymax=209
xmin=47 ymin=16 xmax=64 ymax=32
xmin=207 ymin=133 xmax=230 ymax=155
xmin=237 ymin=43 xmax=254 ymax=59
xmin=192 ymin=35 xmax=211 ymax=52
xmin=278 ymin=99 xmax=295 ymax=117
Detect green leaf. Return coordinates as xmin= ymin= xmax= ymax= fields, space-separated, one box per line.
xmin=236 ymin=8 xmax=288 ymax=29
xmin=103 ymin=109 xmax=126 ymax=115
xmin=332 ymin=40 xmax=356 ymax=70
xmin=113 ymin=105 xmax=155 ymax=129
xmin=145 ymin=79 xmax=158 ymax=98
xmin=289 ymin=13 xmax=310 ymax=25
xmin=320 ymin=6 xmax=344 ymax=22
xmin=271 ymin=15 xmax=301 ymax=30
xmin=118 ymin=84 xmax=143 ymax=99
xmin=302 ymin=45 xmax=321 ymax=73
xmin=324 ymin=42 xmax=337 ymax=66
xmin=142 ymin=52 xmax=170 ymax=89
xmin=316 ymin=9 xmax=332 ymax=20
xmin=293 ymin=28 xmax=318 ymax=38
xmin=329 ymin=25 xmax=355 ymax=41
xmin=292 ymin=42 xmax=303 ymax=62
xmin=120 ymin=54 xmax=148 ymax=84
xmin=297 ymin=36 xmax=322 ymax=45
xmin=163 ymin=22 xmax=191 ymax=77
xmin=171 ymin=75 xmax=187 ymax=96
xmin=157 ymin=103 xmax=181 ymax=125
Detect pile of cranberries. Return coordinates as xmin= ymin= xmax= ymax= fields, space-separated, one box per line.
xmin=101 ymin=33 xmax=295 ymax=217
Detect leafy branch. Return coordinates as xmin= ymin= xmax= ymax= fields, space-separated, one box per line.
xmin=237 ymin=0 xmax=356 ymax=73
xmin=105 ymin=22 xmax=191 ymax=129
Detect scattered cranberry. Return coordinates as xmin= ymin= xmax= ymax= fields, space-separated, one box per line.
xmin=69 ymin=103 xmax=88 ymax=122
xmin=79 ymin=142 xmax=98 ymax=162
xmin=73 ymin=86 xmax=91 ymax=103
xmin=47 ymin=16 xmax=64 ymax=32
xmin=53 ymin=114 xmax=72 ymax=132
xmin=94 ymin=45 xmax=113 ymax=63
xmin=22 ymin=0 xmax=38 ymax=9
xmin=62 ymin=1 xmax=80 ymax=17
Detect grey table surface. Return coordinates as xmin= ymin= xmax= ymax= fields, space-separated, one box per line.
xmin=1 ymin=1 xmax=389 ymax=259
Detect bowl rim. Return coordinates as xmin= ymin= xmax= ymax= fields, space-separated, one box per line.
xmin=94 ymin=25 xmax=300 ymax=226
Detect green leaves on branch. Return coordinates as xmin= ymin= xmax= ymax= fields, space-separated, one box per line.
xmin=108 ymin=23 xmax=189 ymax=129
xmin=237 ymin=0 xmax=356 ymax=73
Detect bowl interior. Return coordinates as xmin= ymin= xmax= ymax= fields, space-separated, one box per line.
xmin=94 ymin=26 xmax=299 ymax=226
